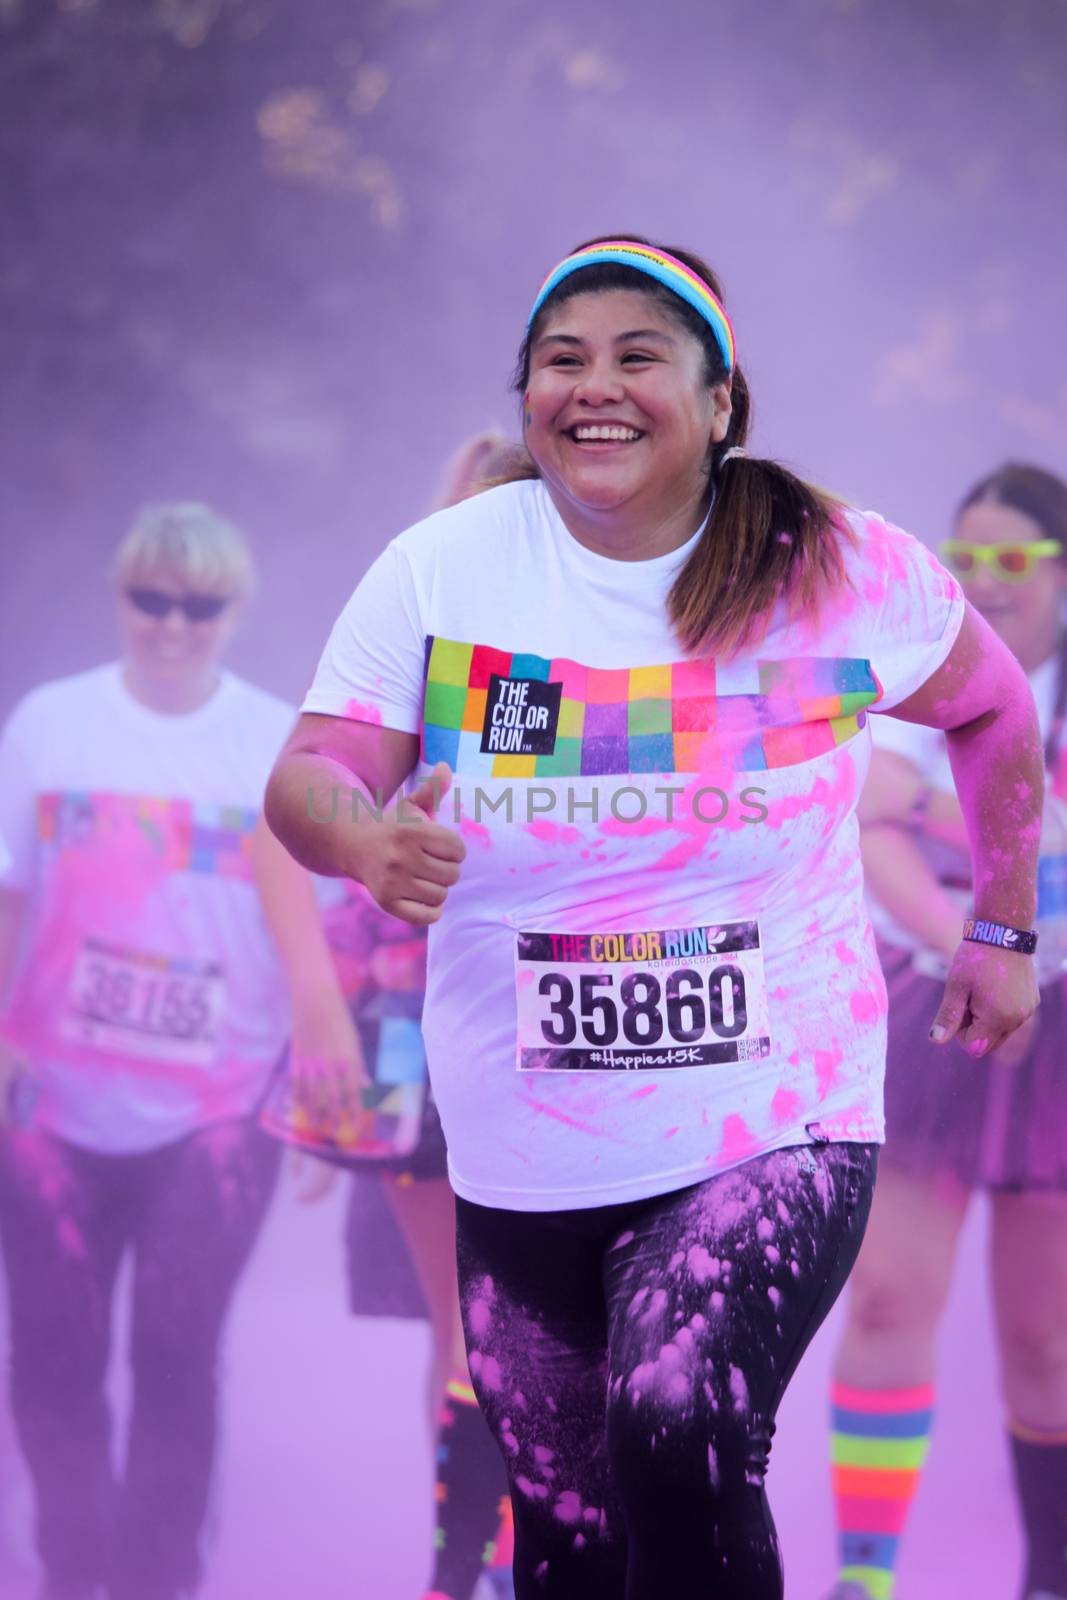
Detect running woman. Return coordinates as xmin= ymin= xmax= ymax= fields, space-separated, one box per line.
xmin=823 ymin=463 xmax=1067 ymax=1600
xmin=264 ymin=237 xmax=1042 ymax=1599
xmin=0 ymin=504 xmax=292 ymax=1600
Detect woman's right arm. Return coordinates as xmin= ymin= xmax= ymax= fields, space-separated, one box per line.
xmin=264 ymin=713 xmax=464 ymax=925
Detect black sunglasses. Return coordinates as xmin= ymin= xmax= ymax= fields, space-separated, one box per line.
xmin=125 ymin=588 xmax=232 ymax=622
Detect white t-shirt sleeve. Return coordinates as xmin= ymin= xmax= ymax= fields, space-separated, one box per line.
xmin=858 ymin=514 xmax=966 ymax=713
xmin=301 ymin=541 xmax=425 ymax=734
xmin=0 ymin=695 xmax=39 ymax=891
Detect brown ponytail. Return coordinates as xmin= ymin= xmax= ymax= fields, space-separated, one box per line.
xmin=507 ymin=234 xmax=855 ymax=657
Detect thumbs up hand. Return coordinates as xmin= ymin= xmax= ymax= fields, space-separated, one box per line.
xmin=360 ymin=762 xmax=466 ymax=925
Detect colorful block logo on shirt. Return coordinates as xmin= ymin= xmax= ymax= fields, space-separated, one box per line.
xmin=38 ymin=792 xmax=258 ymax=879
xmin=420 ymin=638 xmax=882 ymax=778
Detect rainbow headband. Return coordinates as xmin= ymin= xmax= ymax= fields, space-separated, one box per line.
xmin=527 ymin=240 xmax=736 ymax=373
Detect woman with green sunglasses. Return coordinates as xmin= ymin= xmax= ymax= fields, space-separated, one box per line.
xmin=823 ymin=462 xmax=1067 ymax=1600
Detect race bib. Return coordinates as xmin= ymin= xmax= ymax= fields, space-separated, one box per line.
xmin=515 ymin=921 xmax=772 ymax=1071
xmin=61 ymin=939 xmax=226 ymax=1068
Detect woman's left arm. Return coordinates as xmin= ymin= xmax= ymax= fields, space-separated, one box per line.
xmin=880 ymin=601 xmax=1042 ymax=1056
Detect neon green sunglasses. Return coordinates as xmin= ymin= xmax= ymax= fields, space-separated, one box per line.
xmin=939 ymin=538 xmax=1063 ymax=583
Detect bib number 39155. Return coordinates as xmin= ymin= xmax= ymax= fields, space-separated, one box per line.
xmin=61 ymin=939 xmax=225 ymax=1068
xmin=515 ymin=921 xmax=772 ymax=1071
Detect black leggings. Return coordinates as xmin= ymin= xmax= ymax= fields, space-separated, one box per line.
xmin=456 ymin=1141 xmax=877 ymax=1599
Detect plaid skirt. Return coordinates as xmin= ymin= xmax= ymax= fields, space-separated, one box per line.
xmin=879 ymin=940 xmax=1067 ymax=1191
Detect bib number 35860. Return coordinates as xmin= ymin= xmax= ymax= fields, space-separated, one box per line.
xmin=515 ymin=921 xmax=772 ymax=1072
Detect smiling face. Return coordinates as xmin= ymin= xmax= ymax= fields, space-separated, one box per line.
xmin=118 ymin=568 xmax=241 ymax=703
xmin=950 ymin=498 xmax=1067 ymax=670
xmin=523 ymin=288 xmax=732 ymax=551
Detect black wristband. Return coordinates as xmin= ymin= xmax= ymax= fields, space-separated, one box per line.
xmin=962 ymin=918 xmax=1038 ymax=955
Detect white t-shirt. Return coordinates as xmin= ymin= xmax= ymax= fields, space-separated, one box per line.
xmin=866 ymin=655 xmax=1058 ymax=953
xmin=0 ymin=663 xmax=295 ymax=1153
xmin=303 ymin=480 xmax=964 ymax=1211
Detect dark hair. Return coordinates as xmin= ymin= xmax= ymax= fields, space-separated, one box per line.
xmin=956 ymin=461 xmax=1067 ymax=767
xmin=507 ymin=234 xmax=853 ymax=656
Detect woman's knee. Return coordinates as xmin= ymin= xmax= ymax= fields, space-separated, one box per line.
xmin=845 ymin=1259 xmax=947 ymax=1342
xmin=998 ymin=1314 xmax=1067 ymax=1389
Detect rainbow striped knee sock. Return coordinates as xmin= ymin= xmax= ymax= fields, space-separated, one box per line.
xmin=830 ymin=1381 xmax=934 ymax=1600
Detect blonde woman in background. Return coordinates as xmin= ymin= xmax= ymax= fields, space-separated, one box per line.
xmin=0 ymin=505 xmax=292 ymax=1600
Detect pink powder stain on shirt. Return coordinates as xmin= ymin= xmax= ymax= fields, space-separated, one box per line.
xmin=761 ymin=754 xmax=858 ymax=838
xmin=815 ymin=1047 xmax=844 ymax=1099
xmin=835 ymin=940 xmax=858 ymax=966
xmin=719 ymin=1113 xmax=758 ymax=1165
xmin=771 ymin=1086 xmax=802 ymax=1126
xmin=625 ymin=1084 xmax=658 ymax=1101
xmin=653 ymin=834 xmax=709 ymax=873
xmin=517 ymin=1089 xmax=617 ymax=1140
xmin=663 ymin=1125 xmax=680 ymax=1140
xmin=524 ymin=821 xmax=583 ymax=846
xmin=457 ymin=813 xmax=491 ymax=849
xmin=343 ymin=698 xmax=382 ymax=725
xmin=849 ymin=987 xmax=884 ymax=1025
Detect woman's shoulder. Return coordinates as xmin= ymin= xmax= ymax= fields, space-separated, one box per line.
xmin=835 ymin=504 xmax=960 ymax=613
xmin=389 ymin=478 xmax=546 ymax=567
xmin=3 ymin=661 xmax=120 ymax=736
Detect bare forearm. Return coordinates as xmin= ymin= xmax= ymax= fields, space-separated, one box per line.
xmin=946 ymin=703 xmax=1043 ymax=927
xmin=264 ymin=753 xmax=390 ymax=881
xmin=251 ymin=816 xmax=345 ymax=998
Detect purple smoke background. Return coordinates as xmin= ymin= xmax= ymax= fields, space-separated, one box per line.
xmin=1 ymin=0 xmax=1065 ymax=1593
